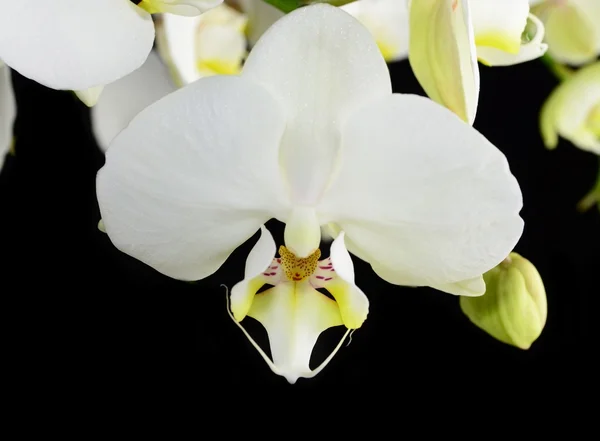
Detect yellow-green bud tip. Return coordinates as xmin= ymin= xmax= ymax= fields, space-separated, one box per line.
xmin=460 ymin=252 xmax=547 ymax=350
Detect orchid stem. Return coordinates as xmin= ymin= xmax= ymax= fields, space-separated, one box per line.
xmin=577 ymin=159 xmax=600 ymax=213
xmin=542 ymin=54 xmax=574 ymax=82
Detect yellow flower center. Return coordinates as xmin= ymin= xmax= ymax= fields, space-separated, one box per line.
xmin=279 ymin=246 xmax=321 ymax=282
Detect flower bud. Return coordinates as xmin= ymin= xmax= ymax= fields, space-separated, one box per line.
xmin=460 ymin=252 xmax=547 ymax=350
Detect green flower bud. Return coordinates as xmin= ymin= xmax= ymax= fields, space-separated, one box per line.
xmin=460 ymin=253 xmax=547 ymax=350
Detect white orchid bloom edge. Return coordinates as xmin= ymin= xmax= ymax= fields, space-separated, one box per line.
xmin=0 ymin=0 xmax=222 ymax=103
xmin=96 ymin=4 xmax=524 ymax=383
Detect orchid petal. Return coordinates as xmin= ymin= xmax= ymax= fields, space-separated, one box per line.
xmin=431 ymin=275 xmax=486 ymax=297
xmin=470 ymin=0 xmax=530 ymax=55
xmin=238 ymin=0 xmax=284 ymax=47
xmin=342 ymin=0 xmax=409 ymax=62
xmin=248 ymin=282 xmax=343 ymax=384
xmin=230 ymin=226 xmax=280 ymax=321
xmin=97 ymin=76 xmax=288 ymax=280
xmin=476 ymin=14 xmax=547 ymax=66
xmin=319 ymin=94 xmax=523 ymax=292
xmin=242 ymin=4 xmax=391 ymax=205
xmin=311 ymin=232 xmax=370 ymax=329
xmin=0 ymin=0 xmax=154 ymax=90
xmin=533 ymin=0 xmax=600 ymax=65
xmin=540 ymin=62 xmax=600 ymax=154
xmin=408 ymin=0 xmax=479 ymax=125
xmin=159 ymin=14 xmax=203 ymax=85
xmin=1 ymin=62 xmax=15 ymax=170
xmin=138 ymin=0 xmax=222 ymax=15
xmin=91 ymin=51 xmax=176 ymax=152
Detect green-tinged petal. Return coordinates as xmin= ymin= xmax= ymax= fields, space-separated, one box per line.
xmin=408 ymin=0 xmax=479 ymax=124
xmin=1 ymin=62 xmax=15 ymax=170
xmin=540 ymin=62 xmax=600 ymax=154
xmin=75 ymin=85 xmax=104 ymax=108
xmin=248 ymin=281 xmax=343 ymax=384
xmin=460 ymin=253 xmax=547 ymax=350
xmin=138 ymin=0 xmax=222 ymax=15
xmin=533 ymin=1 xmax=600 ymax=65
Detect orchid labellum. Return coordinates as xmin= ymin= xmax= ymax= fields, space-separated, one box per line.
xmin=97 ymin=4 xmax=524 ymax=382
xmin=0 ymin=0 xmax=221 ymax=104
xmin=409 ymin=0 xmax=548 ymax=124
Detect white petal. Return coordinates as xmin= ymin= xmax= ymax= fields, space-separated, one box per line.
xmin=431 ymin=275 xmax=486 ymax=296
xmin=242 ymin=4 xmax=391 ymax=205
xmin=97 ymin=76 xmax=289 ymax=281
xmin=0 ymin=0 xmax=155 ymax=90
xmin=319 ymin=94 xmax=524 ymax=290
xmin=238 ymin=0 xmax=284 ymax=47
xmin=470 ymin=0 xmax=530 ymax=54
xmin=159 ymin=14 xmax=203 ymax=85
xmin=1 ymin=63 xmax=15 ymax=170
xmin=342 ymin=0 xmax=409 ymax=62
xmin=476 ymin=14 xmax=548 ymax=66
xmin=408 ymin=0 xmax=480 ymax=124
xmin=230 ymin=226 xmax=280 ymax=321
xmin=248 ymin=282 xmax=343 ymax=384
xmin=91 ymin=51 xmax=176 ymax=152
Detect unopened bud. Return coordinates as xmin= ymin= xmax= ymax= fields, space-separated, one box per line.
xmin=460 ymin=253 xmax=547 ymax=350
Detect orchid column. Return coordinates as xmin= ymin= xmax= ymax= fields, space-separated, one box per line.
xmin=97 ymin=4 xmax=524 ymax=382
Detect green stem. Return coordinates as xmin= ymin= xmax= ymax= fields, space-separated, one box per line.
xmin=264 ymin=0 xmax=356 ymax=13
xmin=542 ymin=54 xmax=575 ymax=82
xmin=577 ymin=159 xmax=600 ymax=213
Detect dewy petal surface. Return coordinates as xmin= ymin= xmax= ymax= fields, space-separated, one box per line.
xmin=0 ymin=0 xmax=155 ymax=90
xmin=242 ymin=4 xmax=391 ymax=205
xmin=92 ymin=51 xmax=176 ymax=152
xmin=319 ymin=94 xmax=524 ymax=289
xmin=97 ymin=76 xmax=288 ymax=280
xmin=1 ymin=62 xmax=15 ymax=170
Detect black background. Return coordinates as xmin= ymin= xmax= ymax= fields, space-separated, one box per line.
xmin=3 ymin=55 xmax=595 ymax=398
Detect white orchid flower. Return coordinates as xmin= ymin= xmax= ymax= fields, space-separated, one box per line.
xmin=158 ymin=3 xmax=248 ymax=85
xmin=239 ymin=0 xmax=408 ymax=62
xmin=97 ymin=4 xmax=524 ymax=382
xmin=541 ymin=62 xmax=600 ymax=154
xmin=529 ymin=0 xmax=600 ymax=66
xmin=409 ymin=0 xmax=548 ymax=124
xmin=0 ymin=0 xmax=222 ymax=105
xmin=92 ymin=52 xmax=176 ymax=152
xmin=1 ymin=61 xmax=16 ymax=171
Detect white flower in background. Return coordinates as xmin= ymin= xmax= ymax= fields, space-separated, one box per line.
xmin=529 ymin=0 xmax=600 ymax=66
xmin=240 ymin=0 xmax=409 ymax=62
xmin=0 ymin=0 xmax=221 ymax=105
xmin=159 ymin=3 xmax=248 ymax=85
xmin=92 ymin=0 xmax=405 ymax=150
xmin=0 ymin=61 xmax=16 ymax=171
xmin=92 ymin=52 xmax=177 ymax=152
xmin=97 ymin=5 xmax=523 ymax=382
xmin=409 ymin=0 xmax=548 ymax=124
xmin=541 ymin=62 xmax=600 ymax=154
